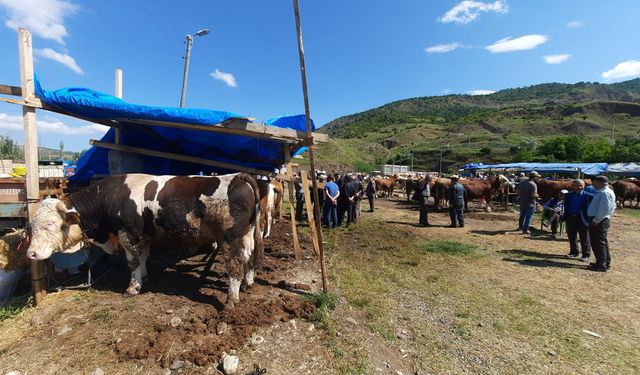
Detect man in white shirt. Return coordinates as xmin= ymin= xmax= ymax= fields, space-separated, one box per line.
xmin=586 ymin=176 xmax=617 ymax=272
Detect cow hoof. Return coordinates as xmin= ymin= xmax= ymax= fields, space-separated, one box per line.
xmin=224 ymin=300 xmax=236 ymax=310
xmin=126 ymin=285 xmax=141 ymax=295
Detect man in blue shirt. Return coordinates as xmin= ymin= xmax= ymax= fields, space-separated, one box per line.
xmin=587 ymin=176 xmax=617 ymax=272
xmin=323 ymin=176 xmax=340 ymax=229
xmin=563 ymin=179 xmax=592 ymax=261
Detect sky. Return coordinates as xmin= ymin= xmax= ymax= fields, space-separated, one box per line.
xmin=0 ymin=0 xmax=640 ymax=152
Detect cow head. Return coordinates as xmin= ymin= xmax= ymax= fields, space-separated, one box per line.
xmin=26 ymin=198 xmax=85 ymax=260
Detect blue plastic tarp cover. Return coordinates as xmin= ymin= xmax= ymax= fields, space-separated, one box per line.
xmin=34 ymin=76 xmax=314 ymax=182
xmin=606 ymin=162 xmax=640 ymax=176
xmin=463 ymin=162 xmax=608 ymax=175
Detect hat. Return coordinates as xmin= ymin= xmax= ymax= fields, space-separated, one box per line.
xmin=593 ymin=175 xmax=609 ymax=183
xmin=529 ymin=171 xmax=541 ymax=178
xmin=560 ymin=189 xmax=569 ymax=194
xmin=450 ymin=175 xmax=460 ymax=180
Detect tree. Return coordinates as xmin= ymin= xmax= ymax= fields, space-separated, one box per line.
xmin=0 ymin=135 xmax=20 ymax=160
xmin=59 ymin=140 xmax=65 ymax=159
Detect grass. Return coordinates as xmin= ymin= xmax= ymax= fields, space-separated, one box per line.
xmin=322 ymin=201 xmax=640 ymax=374
xmin=617 ymin=207 xmax=640 ymax=218
xmin=420 ymin=240 xmax=479 ymax=256
xmin=0 ymin=294 xmax=33 ymax=321
xmin=91 ymin=308 xmax=115 ymax=324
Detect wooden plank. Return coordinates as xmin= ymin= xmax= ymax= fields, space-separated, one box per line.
xmin=0 ymin=84 xmax=22 ymax=96
xmin=114 ymin=69 xmax=123 ymax=144
xmin=283 ymin=145 xmax=301 ymax=258
xmin=90 ymin=139 xmax=293 ymax=181
xmin=0 ymin=96 xmax=42 ymax=108
xmin=19 ymin=28 xmax=46 ymax=305
xmin=300 ymin=171 xmax=320 ymax=257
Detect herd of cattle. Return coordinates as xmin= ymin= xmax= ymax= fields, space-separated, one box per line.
xmin=25 ymin=173 xmax=283 ymax=309
xmin=376 ymin=173 xmax=640 ymax=209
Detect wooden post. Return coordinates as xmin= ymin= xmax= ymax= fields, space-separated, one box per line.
xmin=292 ymin=0 xmax=328 ymax=292
xmin=19 ymin=28 xmax=45 ymax=305
xmin=284 ymin=145 xmax=301 ymax=258
xmin=114 ymin=69 xmax=122 ymax=144
xmin=300 ymin=170 xmax=320 ymax=257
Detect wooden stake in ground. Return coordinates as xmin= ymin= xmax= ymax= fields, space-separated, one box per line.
xmin=19 ymin=28 xmax=45 ymax=305
xmin=292 ymin=0 xmax=328 ymax=292
xmin=283 ymin=145 xmax=301 ymax=258
xmin=300 ymin=170 xmax=320 ymax=257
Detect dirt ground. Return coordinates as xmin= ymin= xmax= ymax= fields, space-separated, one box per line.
xmin=0 ymin=220 xmax=333 ymax=375
xmin=1 ymin=197 xmax=639 ymax=375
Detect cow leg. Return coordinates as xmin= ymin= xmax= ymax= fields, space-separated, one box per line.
xmin=139 ymin=240 xmax=150 ymax=279
xmin=225 ymin=237 xmax=244 ymax=309
xmin=243 ymin=224 xmax=257 ymax=288
xmin=265 ymin=210 xmax=272 ymax=239
xmin=118 ymin=230 xmax=144 ymax=295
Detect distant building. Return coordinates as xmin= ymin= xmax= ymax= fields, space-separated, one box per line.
xmin=380 ymin=164 xmax=410 ymax=175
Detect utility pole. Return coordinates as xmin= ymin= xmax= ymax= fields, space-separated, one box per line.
xmin=610 ymin=116 xmax=615 ymax=145
xmin=179 ymin=29 xmax=209 ymax=108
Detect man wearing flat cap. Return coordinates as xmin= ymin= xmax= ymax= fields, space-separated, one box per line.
xmin=518 ymin=171 xmax=539 ymax=234
xmin=586 ymin=176 xmax=616 ymax=272
xmin=449 ymin=176 xmax=466 ymax=227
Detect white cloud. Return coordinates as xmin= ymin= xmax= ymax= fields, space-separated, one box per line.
xmin=0 ymin=113 xmax=108 ymax=135
xmin=601 ymin=60 xmax=640 ymax=81
xmin=210 ymin=69 xmax=237 ymax=88
xmin=34 ymin=48 xmax=83 ymax=75
xmin=0 ymin=0 xmax=78 ymax=44
xmin=439 ymin=0 xmax=508 ymax=24
xmin=426 ymin=42 xmax=462 ymax=54
xmin=467 ymin=89 xmax=495 ymax=95
xmin=566 ymin=20 xmax=583 ymax=29
xmin=486 ymin=34 xmax=547 ymax=53
xmin=443 ymin=89 xmax=453 ymax=94
xmin=543 ymin=54 xmax=571 ymax=64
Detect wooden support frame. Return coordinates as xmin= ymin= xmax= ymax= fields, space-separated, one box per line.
xmin=114 ymin=69 xmax=122 ymax=144
xmin=18 ymin=28 xmax=46 ymax=305
xmin=300 ymin=171 xmax=320 ymax=257
xmin=283 ymin=145 xmax=301 ymax=258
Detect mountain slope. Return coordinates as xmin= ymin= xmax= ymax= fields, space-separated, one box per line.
xmin=316 ymin=79 xmax=640 ymax=172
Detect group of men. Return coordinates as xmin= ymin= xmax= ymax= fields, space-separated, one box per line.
xmin=519 ymin=172 xmax=617 ymax=272
xmin=321 ymin=173 xmax=377 ymax=228
xmin=413 ymin=175 xmax=466 ymax=228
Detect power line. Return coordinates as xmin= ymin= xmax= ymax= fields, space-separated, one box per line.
xmin=135 ymin=0 xmax=183 ymax=56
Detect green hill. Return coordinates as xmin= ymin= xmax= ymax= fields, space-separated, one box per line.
xmin=317 ymin=79 xmax=640 ymax=173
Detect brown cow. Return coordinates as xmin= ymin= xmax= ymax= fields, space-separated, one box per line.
xmin=534 ymin=179 xmax=574 ymax=202
xmin=612 ymin=180 xmax=640 ymax=208
xmin=375 ymin=175 xmax=399 ymax=198
xmin=433 ymin=178 xmax=451 ymax=209
xmin=460 ymin=175 xmax=509 ymax=211
xmin=405 ymin=178 xmax=419 ymax=201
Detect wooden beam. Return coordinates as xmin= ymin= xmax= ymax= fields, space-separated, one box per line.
xmin=89 ymin=139 xmax=292 ymax=181
xmin=128 ymin=118 xmax=328 ymax=143
xmin=0 ymin=84 xmax=22 ymax=96
xmin=300 ymin=170 xmax=320 ymax=257
xmin=283 ymin=144 xmax=301 ymax=258
xmin=0 ymin=96 xmax=42 ymax=108
xmin=114 ymin=69 xmax=122 ymax=144
xmin=19 ymin=28 xmax=46 ymax=305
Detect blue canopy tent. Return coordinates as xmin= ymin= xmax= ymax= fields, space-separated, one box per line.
xmin=463 ymin=162 xmax=608 ymax=176
xmin=32 ymin=77 xmax=327 ymax=182
xmin=606 ymin=163 xmax=640 ymax=177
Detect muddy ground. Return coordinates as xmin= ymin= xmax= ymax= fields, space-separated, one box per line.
xmin=0 ymin=220 xmax=332 ymax=375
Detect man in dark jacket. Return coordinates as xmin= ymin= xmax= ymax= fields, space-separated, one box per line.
xmin=414 ymin=177 xmax=431 ymax=226
xmin=449 ymin=176 xmax=466 ymax=227
xmin=563 ymin=179 xmax=592 ymax=261
xmin=343 ymin=175 xmax=362 ymax=226
xmin=366 ymin=177 xmax=377 ymax=212
xmin=294 ymin=175 xmax=305 ymax=221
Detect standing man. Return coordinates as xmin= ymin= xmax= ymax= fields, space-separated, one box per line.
xmin=518 ymin=171 xmax=539 ymax=234
xmin=587 ymin=176 xmax=616 ymax=272
xmin=366 ymin=177 xmax=377 ymax=212
xmin=323 ymin=176 xmax=340 ymax=229
xmin=414 ymin=176 xmax=431 ymax=227
xmin=344 ymin=176 xmax=362 ymax=226
xmin=563 ymin=179 xmax=592 ymax=260
xmin=449 ymin=176 xmax=466 ymax=228
xmin=294 ymin=174 xmax=305 ymax=221
xmin=354 ymin=175 xmax=365 ymax=220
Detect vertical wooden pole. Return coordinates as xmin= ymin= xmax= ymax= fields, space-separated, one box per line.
xmin=300 ymin=170 xmax=320 ymax=257
xmin=19 ymin=28 xmax=45 ymax=305
xmin=292 ymin=0 xmax=328 ymax=292
xmin=114 ymin=69 xmax=122 ymax=144
xmin=284 ymin=145 xmax=301 ymax=258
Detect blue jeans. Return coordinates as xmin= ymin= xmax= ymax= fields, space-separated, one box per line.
xmin=324 ymin=201 xmax=338 ymax=228
xmin=519 ymin=206 xmax=535 ymax=232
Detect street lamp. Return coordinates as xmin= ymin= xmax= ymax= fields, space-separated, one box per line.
xmin=179 ymin=28 xmax=210 ymax=108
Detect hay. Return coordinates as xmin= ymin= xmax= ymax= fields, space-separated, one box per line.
xmin=0 ymin=229 xmax=29 ymax=271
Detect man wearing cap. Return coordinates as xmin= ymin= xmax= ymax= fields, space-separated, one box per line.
xmin=518 ymin=171 xmax=539 ymax=234
xmin=415 ymin=176 xmax=431 ymax=226
xmin=449 ymin=176 xmax=466 ymax=228
xmin=587 ymin=176 xmax=617 ymax=271
xmin=563 ymin=179 xmax=592 ymax=261
xmin=543 ymin=189 xmax=567 ymax=239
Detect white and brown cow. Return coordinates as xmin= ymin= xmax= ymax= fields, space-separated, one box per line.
xmin=26 ymin=173 xmax=263 ymax=308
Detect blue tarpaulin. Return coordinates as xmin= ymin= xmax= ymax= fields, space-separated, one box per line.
xmin=34 ymin=77 xmax=314 ymax=182
xmin=463 ymin=162 xmax=608 ymax=176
